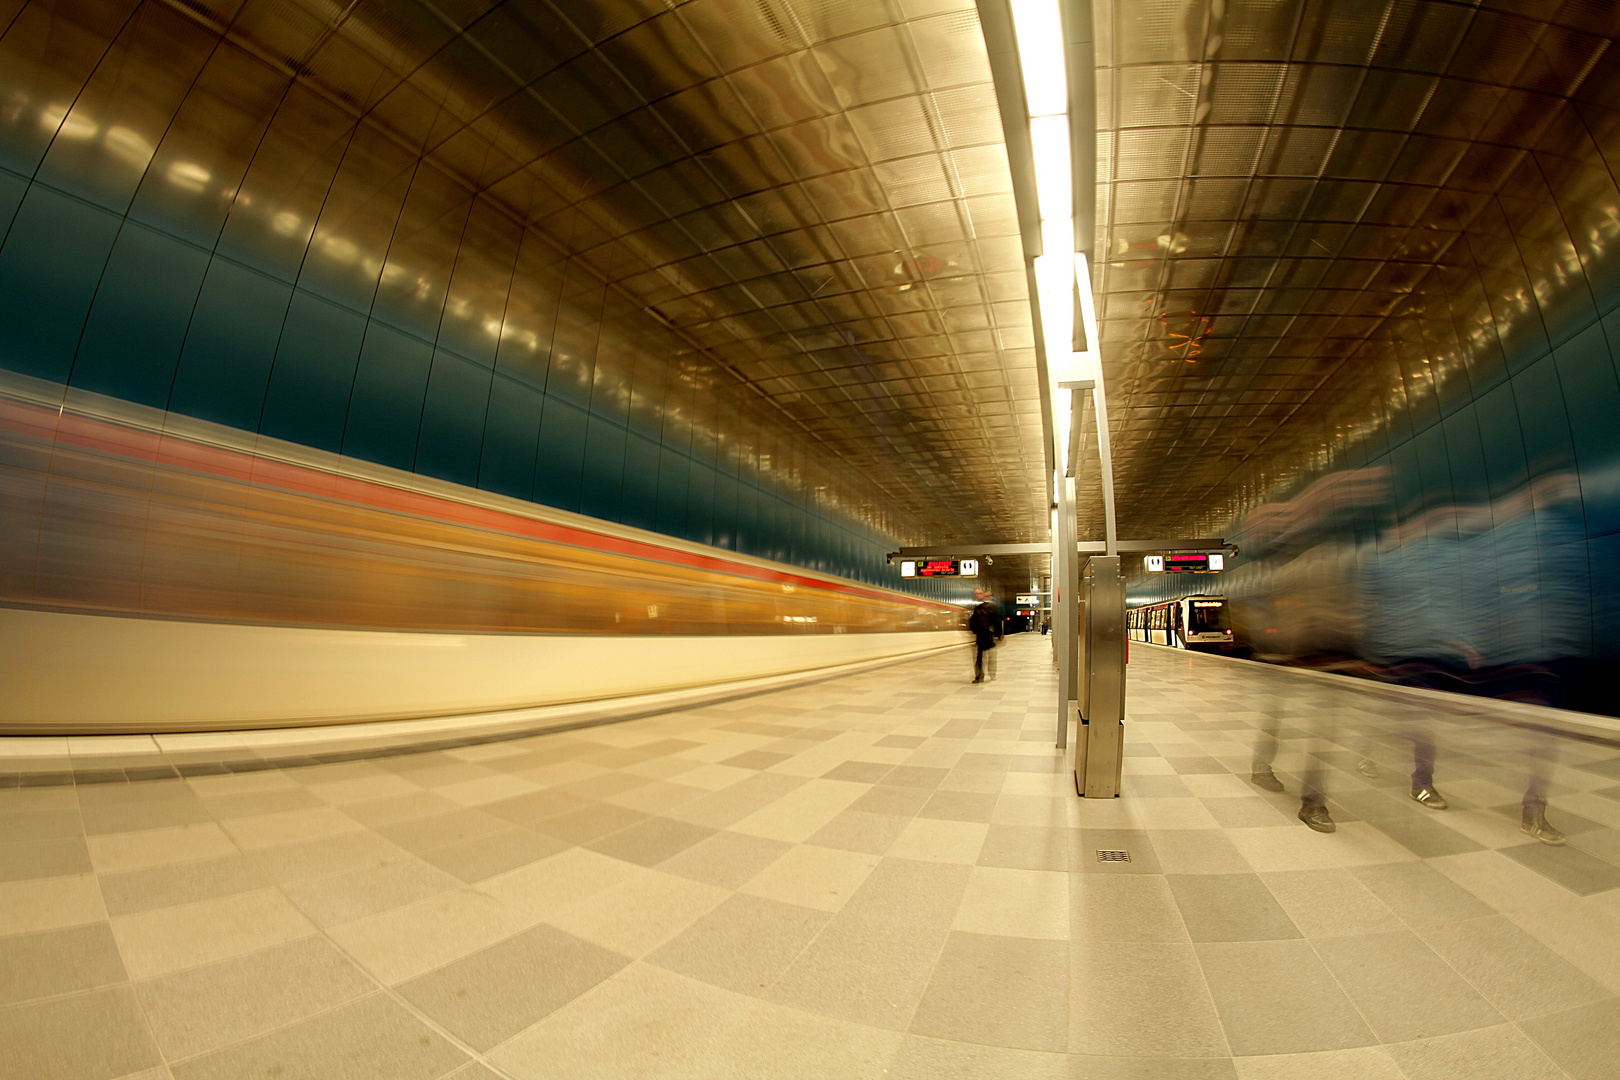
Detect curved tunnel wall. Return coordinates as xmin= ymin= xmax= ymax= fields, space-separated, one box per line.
xmin=0 ymin=0 xmax=995 ymax=733
xmin=1126 ymin=98 xmax=1620 ymax=716
xmin=0 ymin=0 xmax=927 ymax=590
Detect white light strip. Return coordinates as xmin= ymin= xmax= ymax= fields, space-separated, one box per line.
xmin=1029 ymin=115 xmax=1071 ymax=221
xmin=1009 ymin=0 xmax=1068 ymax=116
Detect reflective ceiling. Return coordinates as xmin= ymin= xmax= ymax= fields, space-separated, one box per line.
xmin=1087 ymin=0 xmax=1620 ymax=539
xmin=153 ymin=0 xmax=1053 ymax=549
xmin=13 ymin=0 xmax=1619 ymax=577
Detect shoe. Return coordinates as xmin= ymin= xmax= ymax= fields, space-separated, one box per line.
xmin=1522 ymin=807 xmax=1566 ymax=846
xmin=1410 ymin=786 xmax=1448 ymax=810
xmin=1299 ymin=803 xmax=1336 ymax=833
xmin=1358 ymin=759 xmax=1379 ymax=778
xmin=1251 ymin=766 xmax=1285 ymax=792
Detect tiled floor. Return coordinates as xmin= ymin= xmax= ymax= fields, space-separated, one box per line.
xmin=4 ymin=635 xmax=1620 ymax=1079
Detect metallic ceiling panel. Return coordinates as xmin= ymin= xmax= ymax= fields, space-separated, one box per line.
xmin=1085 ymin=0 xmax=1620 ymax=545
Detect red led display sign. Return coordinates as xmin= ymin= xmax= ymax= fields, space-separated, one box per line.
xmin=916 ymin=559 xmax=961 ymax=577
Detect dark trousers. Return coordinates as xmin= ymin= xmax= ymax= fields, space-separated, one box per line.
xmin=973 ymin=639 xmax=995 ymax=681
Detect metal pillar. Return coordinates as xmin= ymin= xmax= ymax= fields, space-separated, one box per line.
xmin=1053 ymin=476 xmax=1078 ymax=749
xmin=1075 ymin=555 xmax=1125 ymax=797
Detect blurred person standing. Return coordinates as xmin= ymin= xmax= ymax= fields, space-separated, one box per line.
xmin=968 ymin=587 xmax=1003 ymax=683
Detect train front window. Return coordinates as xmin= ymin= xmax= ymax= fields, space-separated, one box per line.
xmin=1187 ymin=601 xmax=1229 ymax=633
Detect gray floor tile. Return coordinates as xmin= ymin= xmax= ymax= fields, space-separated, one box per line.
xmin=1121 ymin=774 xmax=1196 ymax=798
xmin=883 ymin=1035 xmax=1069 ymax=1079
xmin=1151 ymin=829 xmax=1253 ymax=874
xmin=418 ymin=826 xmax=568 ymax=882
xmin=0 ymin=808 xmax=82 ymax=841
xmin=1417 ymin=915 xmax=1613 ymax=1020
xmin=0 ymin=985 xmax=162 ymax=1080
xmin=1167 ymin=874 xmax=1302 ymax=942
xmin=847 ymin=784 xmax=933 ymax=817
xmin=1312 ymin=929 xmax=1503 ymax=1042
xmin=1071 ymin=875 xmax=1190 ymax=942
xmin=1259 ymin=869 xmax=1404 ymax=938
xmin=822 ymin=761 xmax=892 ymax=783
xmin=880 ymin=765 xmax=949 ymax=790
xmin=170 ymin=992 xmax=467 ymax=1080
xmin=375 ymin=808 xmax=511 ymax=853
xmin=1070 ymin=939 xmax=1229 ymax=1057
xmin=1196 ymin=939 xmax=1375 ymax=1055
xmin=1500 ymin=840 xmax=1620 ymax=896
xmin=1168 ymin=757 xmax=1228 ymax=775
xmin=586 ymin=815 xmax=714 ymax=867
xmin=1363 ymin=810 xmax=1487 ymax=858
xmin=805 ymin=809 xmax=910 ymax=855
xmin=911 ymin=931 xmax=1068 ymax=1051
xmin=722 ymin=750 xmax=791 ymax=771
xmin=1350 ymin=861 xmax=1496 ymax=925
xmin=841 ymin=858 xmax=972 ymax=928
xmin=918 ymin=791 xmax=998 ymax=823
xmin=979 ymin=824 xmax=1070 ymax=871
xmin=397 ymin=924 xmax=630 ymax=1051
xmin=1070 ymin=1058 xmax=1238 ymax=1079
xmin=647 ymin=893 xmax=828 ymax=994
xmin=1386 ymin=1023 xmax=1570 ymax=1080
xmin=651 ymin=828 xmax=791 ymax=890
xmin=768 ymin=909 xmax=950 ymax=1030
xmin=280 ymin=856 xmax=461 ymax=926
xmin=100 ymin=853 xmax=268 ymax=916
xmin=1201 ymin=797 xmax=1294 ymax=829
xmin=135 ymin=936 xmax=374 ymax=1060
xmin=481 ymin=788 xmax=589 ymax=826
xmin=1520 ymin=997 xmax=1620 ymax=1080
xmin=0 ymin=837 xmax=93 ymax=881
xmin=0 ymin=922 xmax=127 ymax=1005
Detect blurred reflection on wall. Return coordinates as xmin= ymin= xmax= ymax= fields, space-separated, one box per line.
xmin=1169 ymin=463 xmax=1605 ymax=714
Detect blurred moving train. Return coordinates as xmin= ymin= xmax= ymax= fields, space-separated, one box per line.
xmin=1127 ymin=595 xmax=1236 ymax=652
xmin=0 ymin=372 xmax=961 ymax=734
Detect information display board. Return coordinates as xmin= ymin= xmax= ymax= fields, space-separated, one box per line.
xmin=1150 ymin=552 xmax=1225 ymax=574
xmin=1016 ymin=593 xmax=1044 ymax=605
xmin=899 ymin=558 xmax=979 ymax=578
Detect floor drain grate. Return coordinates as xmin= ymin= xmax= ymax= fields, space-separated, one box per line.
xmin=1097 ymin=850 xmax=1131 ymax=863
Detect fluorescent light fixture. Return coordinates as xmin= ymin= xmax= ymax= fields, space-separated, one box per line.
xmin=1010 ymin=0 xmax=1067 ymax=116
xmin=1029 ymin=115 xmax=1071 ymax=221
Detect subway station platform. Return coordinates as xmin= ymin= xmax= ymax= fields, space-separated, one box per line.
xmin=4 ymin=635 xmax=1620 ymax=1080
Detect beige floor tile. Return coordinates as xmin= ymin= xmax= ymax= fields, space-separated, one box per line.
xmin=325 ymin=886 xmax=536 ymax=985
xmin=477 ymin=846 xmax=645 ymax=923
xmin=1197 ymin=939 xmax=1375 ymax=1056
xmin=220 ymin=807 xmax=366 ymax=850
xmin=1131 ymin=797 xmax=1225 ymax=830
xmin=1071 ymin=874 xmax=1191 ymax=942
xmin=304 ymin=773 xmax=425 ymax=806
xmin=729 ymin=778 xmax=868 ymax=843
xmin=1070 ymin=939 xmax=1229 ymax=1058
xmin=886 ymin=818 xmax=989 ymax=864
xmin=1225 ymin=822 xmax=1417 ymax=872
xmin=1181 ymin=773 xmax=1260 ymax=798
xmin=1312 ymin=928 xmax=1504 ymax=1042
xmin=110 ymin=888 xmax=315 ymax=979
xmin=953 ymin=866 xmax=1069 ymax=940
xmin=1234 ymin=1046 xmax=1405 ymax=1080
xmin=0 ymin=922 xmax=127 ymax=1005
xmin=434 ymin=773 xmax=542 ymax=808
xmin=167 ymin=992 xmax=468 ymax=1080
xmin=86 ymin=822 xmax=238 ymax=874
xmin=547 ymin=868 xmax=729 ymax=957
xmin=134 ymin=936 xmax=374 ymax=1061
xmin=884 ymin=1036 xmax=1070 ymax=1080
xmin=281 ymin=854 xmax=463 ymax=926
xmin=396 ymin=924 xmax=629 ymax=1051
xmin=490 ymin=962 xmax=900 ymax=1080
xmin=1386 ymin=1023 xmax=1569 ymax=1080
xmin=0 ymin=985 xmax=163 ymax=1080
xmin=741 ymin=844 xmax=880 ymax=912
xmin=911 ymin=931 xmax=1068 ymax=1052
xmin=1426 ymin=849 xmax=1577 ymax=915
xmin=0 ymin=872 xmax=107 ymax=934
xmin=647 ymin=893 xmax=828 ymax=994
xmin=1259 ymin=869 xmax=1404 ymax=938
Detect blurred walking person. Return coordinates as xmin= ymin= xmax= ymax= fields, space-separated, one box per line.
xmin=968 ymin=588 xmax=1002 ymax=683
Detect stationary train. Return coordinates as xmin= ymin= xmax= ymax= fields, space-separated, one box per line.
xmin=1127 ymin=595 xmax=1235 ymax=651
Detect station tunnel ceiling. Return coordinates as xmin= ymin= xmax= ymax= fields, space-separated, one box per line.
xmin=3 ymin=0 xmax=1619 ymax=574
